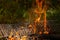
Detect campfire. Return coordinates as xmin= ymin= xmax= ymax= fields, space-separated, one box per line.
xmin=0 ymin=0 xmax=51 ymax=40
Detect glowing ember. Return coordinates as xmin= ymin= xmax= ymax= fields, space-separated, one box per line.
xmin=39 ymin=31 xmax=42 ymax=34
xmin=21 ymin=36 xmax=27 ymax=40
xmin=7 ymin=26 xmax=32 ymax=40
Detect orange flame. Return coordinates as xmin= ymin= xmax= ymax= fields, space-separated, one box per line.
xmin=33 ymin=0 xmax=49 ymax=34
xmin=35 ymin=17 xmax=40 ymax=23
